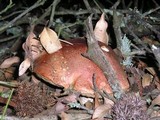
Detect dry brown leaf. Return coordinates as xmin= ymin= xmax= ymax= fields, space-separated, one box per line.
xmin=31 ymin=75 xmax=40 ymax=84
xmin=60 ymin=93 xmax=79 ymax=103
xmin=92 ymin=96 xmax=113 ymax=119
xmin=19 ymin=29 xmax=44 ymax=76
xmin=60 ymin=112 xmax=70 ymax=120
xmin=142 ymin=73 xmax=153 ymax=88
xmin=151 ymin=94 xmax=160 ymax=106
xmin=92 ymin=103 xmax=112 ymax=119
xmin=4 ymin=67 xmax=16 ymax=80
xmin=101 ymin=46 xmax=109 ymax=52
xmin=79 ymin=97 xmax=93 ymax=105
xmin=19 ymin=58 xmax=31 ymax=76
xmin=145 ymin=67 xmax=156 ymax=76
xmin=94 ymin=13 xmax=109 ymax=45
xmin=150 ymin=110 xmax=160 ymax=118
xmin=94 ymin=92 xmax=101 ymax=109
xmin=55 ymin=102 xmax=68 ymax=114
xmin=23 ymin=31 xmax=43 ymax=60
xmin=104 ymin=97 xmax=114 ymax=106
xmin=0 ymin=56 xmax=20 ymax=69
xmin=23 ymin=31 xmax=36 ymax=59
xmin=39 ymin=27 xmax=62 ymax=54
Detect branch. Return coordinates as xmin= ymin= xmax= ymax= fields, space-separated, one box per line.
xmin=83 ymin=14 xmax=124 ymax=99
xmin=49 ymin=0 xmax=61 ymax=27
xmin=83 ymin=0 xmax=93 ymax=13
xmin=0 ymin=0 xmax=14 ymax=15
xmin=0 ymin=33 xmax=21 ymax=43
xmin=0 ymin=0 xmax=46 ymax=34
xmin=113 ymin=10 xmax=123 ymax=50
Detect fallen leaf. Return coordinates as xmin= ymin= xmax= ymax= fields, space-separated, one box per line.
xmin=94 ymin=13 xmax=109 ymax=45
xmin=60 ymin=112 xmax=70 ymax=120
xmin=151 ymin=94 xmax=160 ymax=106
xmin=94 ymin=92 xmax=100 ymax=109
xmin=79 ymin=96 xmax=93 ymax=105
xmin=4 ymin=67 xmax=16 ymax=80
xmin=145 ymin=67 xmax=156 ymax=76
xmin=150 ymin=109 xmax=160 ymax=118
xmin=92 ymin=103 xmax=112 ymax=119
xmin=104 ymin=97 xmax=114 ymax=106
xmin=101 ymin=46 xmax=109 ymax=52
xmin=0 ymin=56 xmax=20 ymax=69
xmin=19 ymin=27 xmax=44 ymax=76
xmin=60 ymin=93 xmax=79 ymax=103
xmin=31 ymin=75 xmax=40 ymax=84
xmin=92 ymin=96 xmax=114 ymax=119
xmin=19 ymin=58 xmax=31 ymax=76
xmin=23 ymin=30 xmax=36 ymax=59
xmin=40 ymin=27 xmax=62 ymax=54
xmin=54 ymin=102 xmax=68 ymax=114
xmin=23 ymin=31 xmax=43 ymax=60
xmin=142 ymin=73 xmax=153 ymax=88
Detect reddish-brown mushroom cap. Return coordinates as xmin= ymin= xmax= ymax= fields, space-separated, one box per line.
xmin=33 ymin=39 xmax=129 ymax=97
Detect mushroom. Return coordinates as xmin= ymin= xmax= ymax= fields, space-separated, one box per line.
xmin=33 ymin=38 xmax=129 ymax=97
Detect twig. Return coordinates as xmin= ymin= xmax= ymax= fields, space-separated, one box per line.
xmin=0 ymin=0 xmax=46 ymax=34
xmin=0 ymin=34 xmax=21 ymax=43
xmin=122 ymin=16 xmax=152 ymax=52
xmin=0 ymin=0 xmax=14 ymax=15
xmin=111 ymin=0 xmax=121 ymax=9
xmin=121 ymin=0 xmax=126 ymax=9
xmin=124 ymin=21 xmax=143 ymax=44
xmin=0 ymin=88 xmax=14 ymax=120
xmin=49 ymin=0 xmax=61 ymax=27
xmin=140 ymin=0 xmax=144 ymax=13
xmin=84 ymin=14 xmax=124 ymax=99
xmin=35 ymin=6 xmax=51 ymax=25
xmin=55 ymin=9 xmax=99 ymax=15
xmin=93 ymin=0 xmax=103 ymax=12
xmin=83 ymin=0 xmax=93 ymax=13
xmin=126 ymin=1 xmax=133 ymax=9
xmin=131 ymin=9 xmax=160 ymax=41
xmin=57 ymin=21 xmax=83 ymax=38
xmin=113 ymin=10 xmax=123 ymax=50
xmin=152 ymin=0 xmax=160 ymax=7
xmin=0 ymin=80 xmax=18 ymax=88
xmin=143 ymin=6 xmax=160 ymax=17
xmin=134 ymin=0 xmax=138 ymax=9
xmin=0 ymin=10 xmax=23 ymax=20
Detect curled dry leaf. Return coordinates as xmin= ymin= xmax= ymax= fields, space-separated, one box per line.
xmin=19 ymin=29 xmax=44 ymax=76
xmin=142 ymin=73 xmax=153 ymax=88
xmin=23 ymin=31 xmax=36 ymax=59
xmin=145 ymin=67 xmax=156 ymax=76
xmin=39 ymin=27 xmax=62 ymax=54
xmin=79 ymin=97 xmax=93 ymax=105
xmin=94 ymin=13 xmax=109 ymax=45
xmin=0 ymin=56 xmax=20 ymax=69
xmin=23 ymin=31 xmax=43 ymax=60
xmin=19 ymin=58 xmax=31 ymax=76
